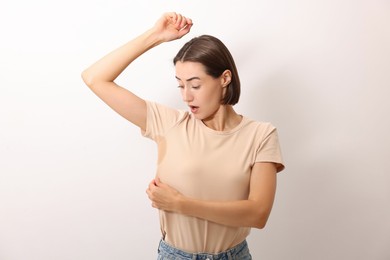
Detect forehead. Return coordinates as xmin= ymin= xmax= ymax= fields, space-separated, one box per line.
xmin=175 ymin=61 xmax=207 ymax=80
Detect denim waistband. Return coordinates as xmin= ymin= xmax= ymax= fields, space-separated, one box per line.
xmin=157 ymin=239 xmax=251 ymax=260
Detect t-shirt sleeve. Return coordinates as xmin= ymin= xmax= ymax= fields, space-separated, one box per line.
xmin=141 ymin=100 xmax=187 ymax=142
xmin=255 ymin=127 xmax=285 ymax=173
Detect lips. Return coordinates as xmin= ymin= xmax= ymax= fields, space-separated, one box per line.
xmin=189 ymin=105 xmax=199 ymax=113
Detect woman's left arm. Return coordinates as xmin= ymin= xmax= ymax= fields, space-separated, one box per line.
xmin=146 ymin=162 xmax=277 ymax=229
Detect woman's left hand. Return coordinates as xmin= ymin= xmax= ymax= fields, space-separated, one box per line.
xmin=146 ymin=178 xmax=183 ymax=212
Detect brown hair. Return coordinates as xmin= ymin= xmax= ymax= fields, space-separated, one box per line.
xmin=173 ymin=35 xmax=240 ymax=105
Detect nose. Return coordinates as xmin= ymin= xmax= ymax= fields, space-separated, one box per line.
xmin=181 ymin=87 xmax=193 ymax=102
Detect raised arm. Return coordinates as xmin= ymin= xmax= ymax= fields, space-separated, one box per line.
xmin=146 ymin=162 xmax=278 ymax=229
xmin=81 ymin=12 xmax=193 ymax=131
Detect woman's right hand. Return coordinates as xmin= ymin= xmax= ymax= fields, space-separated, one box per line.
xmin=153 ymin=12 xmax=193 ymax=43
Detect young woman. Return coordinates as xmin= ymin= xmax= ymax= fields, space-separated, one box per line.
xmin=82 ymin=12 xmax=284 ymax=260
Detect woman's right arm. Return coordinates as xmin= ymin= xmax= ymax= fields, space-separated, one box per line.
xmin=81 ymin=12 xmax=192 ymax=131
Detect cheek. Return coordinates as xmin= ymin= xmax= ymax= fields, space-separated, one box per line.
xmin=210 ymin=87 xmax=224 ymax=102
xmin=197 ymin=84 xmax=224 ymax=105
xmin=201 ymin=91 xmax=220 ymax=105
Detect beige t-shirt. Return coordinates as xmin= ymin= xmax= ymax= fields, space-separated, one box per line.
xmin=142 ymin=101 xmax=284 ymax=253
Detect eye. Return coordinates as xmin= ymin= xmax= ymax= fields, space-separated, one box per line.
xmin=177 ymin=85 xmax=184 ymax=89
xmin=191 ymin=85 xmax=200 ymax=89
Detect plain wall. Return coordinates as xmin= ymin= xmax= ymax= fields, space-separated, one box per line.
xmin=1 ymin=0 xmax=389 ymax=259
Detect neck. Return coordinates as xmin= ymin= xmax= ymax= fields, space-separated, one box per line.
xmin=202 ymin=105 xmax=242 ymax=131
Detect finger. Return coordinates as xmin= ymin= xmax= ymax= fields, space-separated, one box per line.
xmin=147 ymin=183 xmax=156 ymax=195
xmin=177 ymin=24 xmax=192 ymax=37
xmin=175 ymin=13 xmax=182 ymax=23
xmin=155 ymin=178 xmax=169 ymax=188
xmin=179 ymin=16 xmax=187 ymax=29
xmin=146 ymin=190 xmax=152 ymax=201
xmin=150 ymin=179 xmax=158 ymax=187
xmin=167 ymin=12 xmax=177 ymax=21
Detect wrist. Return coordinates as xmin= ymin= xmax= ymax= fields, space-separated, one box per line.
xmin=144 ymin=28 xmax=165 ymax=46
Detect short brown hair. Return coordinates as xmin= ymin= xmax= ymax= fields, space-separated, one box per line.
xmin=173 ymin=35 xmax=240 ymax=105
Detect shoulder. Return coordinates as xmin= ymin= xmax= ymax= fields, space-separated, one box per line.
xmin=242 ymin=117 xmax=277 ymax=135
xmin=146 ymin=100 xmax=189 ymax=121
xmin=143 ymin=100 xmax=190 ymax=139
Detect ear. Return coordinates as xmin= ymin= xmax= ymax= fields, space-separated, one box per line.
xmin=220 ymin=70 xmax=232 ymax=87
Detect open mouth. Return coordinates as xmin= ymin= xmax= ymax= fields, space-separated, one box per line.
xmin=189 ymin=106 xmax=199 ymax=113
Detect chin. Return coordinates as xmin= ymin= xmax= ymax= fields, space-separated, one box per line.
xmin=192 ymin=113 xmax=203 ymax=120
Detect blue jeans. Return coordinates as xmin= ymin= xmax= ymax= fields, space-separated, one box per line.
xmin=157 ymin=239 xmax=252 ymax=260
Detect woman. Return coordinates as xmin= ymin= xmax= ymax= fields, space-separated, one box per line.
xmin=82 ymin=12 xmax=284 ymax=260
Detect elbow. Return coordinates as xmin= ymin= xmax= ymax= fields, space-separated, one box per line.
xmin=252 ymin=218 xmax=267 ymax=229
xmin=81 ymin=70 xmax=94 ymax=88
xmin=253 ymin=219 xmax=268 ymax=229
xmin=251 ymin=208 xmax=271 ymax=229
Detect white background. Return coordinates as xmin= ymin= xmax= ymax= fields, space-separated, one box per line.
xmin=1 ymin=0 xmax=389 ymax=259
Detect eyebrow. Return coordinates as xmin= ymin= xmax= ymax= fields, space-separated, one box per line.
xmin=175 ymin=76 xmax=201 ymax=82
